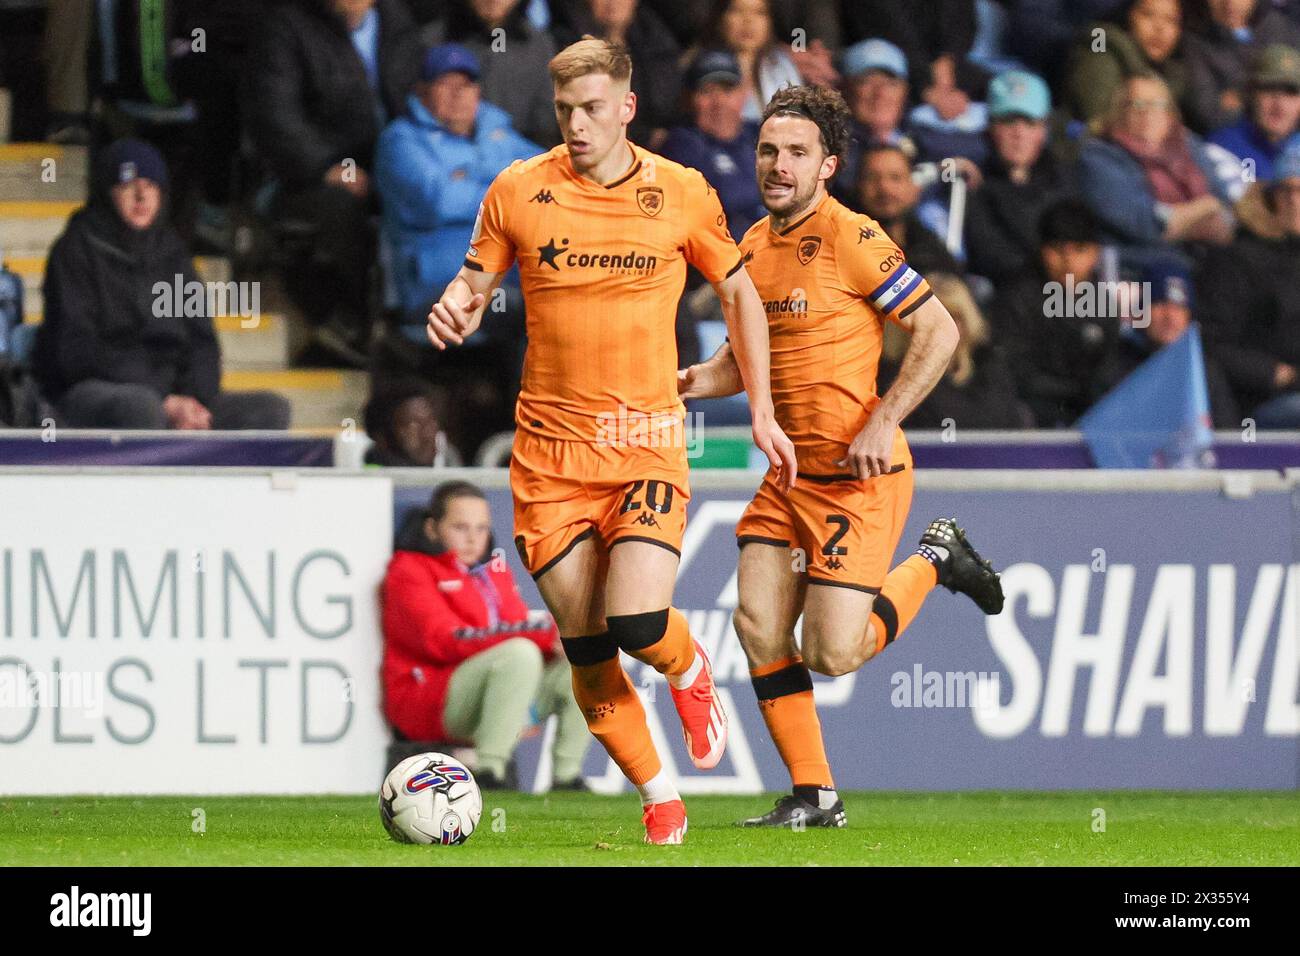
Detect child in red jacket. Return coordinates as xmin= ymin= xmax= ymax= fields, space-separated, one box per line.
xmin=382 ymin=481 xmax=590 ymax=789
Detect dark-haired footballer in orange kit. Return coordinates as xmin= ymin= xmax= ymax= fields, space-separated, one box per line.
xmin=425 ymin=38 xmax=797 ymax=845
xmin=681 ymin=86 xmax=1006 ymax=829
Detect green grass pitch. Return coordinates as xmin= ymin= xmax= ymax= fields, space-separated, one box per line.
xmin=2 ymin=792 xmax=1297 ymax=866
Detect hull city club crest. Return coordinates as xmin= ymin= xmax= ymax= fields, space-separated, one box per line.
xmin=637 ymin=186 xmax=664 ymax=217
xmin=797 ymin=235 xmax=822 ymax=265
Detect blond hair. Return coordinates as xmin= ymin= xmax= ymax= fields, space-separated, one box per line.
xmin=549 ymin=36 xmax=633 ymax=87
xmin=1093 ymin=71 xmax=1181 ymax=138
xmin=881 ymin=273 xmax=986 ymax=386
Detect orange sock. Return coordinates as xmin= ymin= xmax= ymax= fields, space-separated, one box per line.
xmin=869 ymin=554 xmax=939 ymax=654
xmin=609 ymin=607 xmax=697 ymax=679
xmin=569 ymin=657 xmax=662 ymax=786
xmin=750 ymin=655 xmax=833 ymax=788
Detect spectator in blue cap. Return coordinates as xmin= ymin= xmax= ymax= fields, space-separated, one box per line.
xmin=421 ymin=0 xmax=561 ymax=148
xmin=965 ymin=70 xmax=1080 ymax=287
xmin=32 ymin=139 xmax=290 ymax=430
xmin=838 ymin=0 xmax=989 ymax=117
xmin=661 ymin=50 xmax=766 ymax=240
xmin=376 ymin=43 xmax=539 ymax=343
xmin=696 ymin=0 xmax=801 ymax=125
xmin=833 ymin=39 xmax=916 ymax=204
xmin=660 ymin=47 xmax=767 ymax=369
xmin=1092 ymin=259 xmax=1239 ymax=426
xmin=373 ymin=42 xmax=540 ymax=456
xmin=838 ymin=1 xmax=994 ymax=166
xmin=1197 ymin=145 xmax=1300 ymax=427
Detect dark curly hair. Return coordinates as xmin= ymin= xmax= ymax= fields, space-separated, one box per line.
xmin=760 ymin=85 xmax=852 ymax=168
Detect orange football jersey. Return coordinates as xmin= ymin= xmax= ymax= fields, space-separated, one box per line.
xmin=467 ymin=143 xmax=743 ymax=442
xmin=738 ymin=193 xmax=933 ymax=475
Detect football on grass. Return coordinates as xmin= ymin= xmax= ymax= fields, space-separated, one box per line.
xmin=380 ymin=753 xmax=483 ymax=845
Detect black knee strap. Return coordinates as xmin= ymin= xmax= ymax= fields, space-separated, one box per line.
xmin=874 ymin=595 xmax=899 ymax=646
xmin=561 ymin=631 xmax=618 ymax=667
xmin=605 ymin=608 xmax=670 ymax=652
xmin=751 ymin=663 xmax=813 ymax=701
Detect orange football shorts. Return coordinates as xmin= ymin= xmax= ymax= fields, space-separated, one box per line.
xmin=735 ymin=444 xmax=914 ymax=593
xmin=509 ymin=429 xmax=690 ymax=578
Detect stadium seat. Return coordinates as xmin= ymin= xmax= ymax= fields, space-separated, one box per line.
xmin=474 ymin=430 xmax=516 ymax=467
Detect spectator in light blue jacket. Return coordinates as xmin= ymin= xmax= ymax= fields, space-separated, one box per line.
xmin=375 ymin=43 xmax=540 ymax=339
xmin=1078 ymin=72 xmax=1235 ymax=270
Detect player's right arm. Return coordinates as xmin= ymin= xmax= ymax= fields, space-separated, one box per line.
xmin=426 ymin=267 xmax=501 ymax=350
xmin=428 ymin=168 xmax=518 ymax=350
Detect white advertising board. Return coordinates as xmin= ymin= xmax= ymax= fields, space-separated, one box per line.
xmin=0 ymin=474 xmax=393 ymax=794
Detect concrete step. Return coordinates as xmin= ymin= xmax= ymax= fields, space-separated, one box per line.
xmin=189 ymin=259 xmax=304 ymax=369
xmin=11 ymin=254 xmax=231 ymax=293
xmin=16 ymin=304 xmax=300 ymax=371
xmin=193 ymin=255 xmax=232 ymax=285
xmin=10 ymin=256 xmax=301 ymax=369
xmin=215 ymin=312 xmax=305 ymax=370
xmin=0 ymin=143 xmax=88 ymax=202
xmin=220 ymin=368 xmax=368 ymax=431
xmin=0 ymin=199 xmax=81 ymax=258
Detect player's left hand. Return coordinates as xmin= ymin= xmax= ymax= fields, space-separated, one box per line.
xmin=753 ymin=414 xmax=798 ymax=492
xmin=838 ymin=415 xmax=895 ymax=478
xmin=677 ymin=365 xmax=708 ymax=400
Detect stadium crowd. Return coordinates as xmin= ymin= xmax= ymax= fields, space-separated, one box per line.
xmin=3 ymin=0 xmax=1300 ymax=451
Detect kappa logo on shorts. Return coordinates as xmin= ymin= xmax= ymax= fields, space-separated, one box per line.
xmin=634 ymin=512 xmax=661 ymax=528
xmin=513 ymin=535 xmax=529 ymax=566
xmin=825 ymin=557 xmax=844 ymax=571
